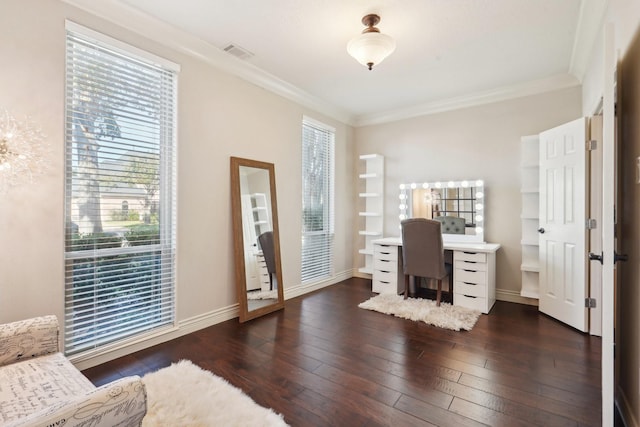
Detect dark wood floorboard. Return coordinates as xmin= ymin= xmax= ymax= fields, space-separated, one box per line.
xmin=82 ymin=277 xmax=602 ymax=427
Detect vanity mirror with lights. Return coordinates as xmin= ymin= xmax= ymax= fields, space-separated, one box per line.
xmin=372 ymin=178 xmax=500 ymax=314
xmin=230 ymin=157 xmax=284 ymax=322
xmin=398 ymin=179 xmax=485 ymax=243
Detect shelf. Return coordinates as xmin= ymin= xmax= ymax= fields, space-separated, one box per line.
xmin=520 ymin=289 xmax=540 ymax=299
xmin=520 ymin=239 xmax=539 ymax=246
xmin=358 ymin=154 xmax=384 ymax=276
xmin=520 ymin=214 xmax=539 ymax=219
xmin=521 ymin=162 xmax=539 ymax=168
xmin=359 ymin=230 xmax=382 ymax=236
xmin=521 ymin=188 xmax=540 ymax=194
xmin=521 ymin=263 xmax=540 ymax=272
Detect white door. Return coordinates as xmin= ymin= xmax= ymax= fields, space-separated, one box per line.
xmin=599 ymin=23 xmax=616 ymax=427
xmin=539 ymin=117 xmax=588 ymax=332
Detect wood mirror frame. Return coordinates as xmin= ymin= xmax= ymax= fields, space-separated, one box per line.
xmin=230 ymin=157 xmax=284 ymax=322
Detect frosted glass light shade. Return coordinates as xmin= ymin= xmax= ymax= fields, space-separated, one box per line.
xmin=347 ymin=32 xmax=396 ymax=70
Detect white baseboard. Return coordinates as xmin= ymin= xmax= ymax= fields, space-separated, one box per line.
xmin=72 ymin=270 xmax=354 ymax=370
xmin=352 ymin=270 xmax=372 ymax=279
xmin=73 ymin=275 xmax=539 ymax=371
xmin=496 ymin=288 xmax=539 ymax=306
xmin=284 ymin=269 xmax=353 ymax=299
xmin=71 ymin=304 xmax=240 ymax=371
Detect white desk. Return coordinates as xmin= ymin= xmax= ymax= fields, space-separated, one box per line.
xmin=372 ymin=237 xmax=501 ymax=314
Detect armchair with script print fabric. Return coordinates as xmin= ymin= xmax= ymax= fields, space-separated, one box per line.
xmin=0 ymin=315 xmax=147 ymax=427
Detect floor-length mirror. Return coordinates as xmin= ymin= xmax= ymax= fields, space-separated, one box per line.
xmin=230 ymin=157 xmax=284 ymax=322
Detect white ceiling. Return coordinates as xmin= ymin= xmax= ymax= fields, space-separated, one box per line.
xmin=72 ymin=0 xmax=607 ymax=125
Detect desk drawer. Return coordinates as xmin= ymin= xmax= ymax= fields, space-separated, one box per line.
xmin=455 ymin=281 xmax=486 ymax=298
xmin=455 ymin=268 xmax=487 ymax=285
xmin=454 ymin=293 xmax=486 ymax=312
xmin=374 ymin=244 xmax=398 ymax=261
xmin=455 ymin=251 xmax=487 ymax=263
xmin=372 ymin=279 xmax=396 ymax=294
xmin=373 ymin=269 xmax=397 ymax=284
xmin=455 ymin=260 xmax=488 ymax=272
xmin=374 ymin=257 xmax=398 ymax=272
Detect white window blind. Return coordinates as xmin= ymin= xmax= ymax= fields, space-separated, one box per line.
xmin=64 ymin=23 xmax=178 ymax=356
xmin=301 ymin=118 xmax=335 ymax=283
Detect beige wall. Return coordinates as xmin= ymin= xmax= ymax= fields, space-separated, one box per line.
xmin=0 ymin=0 xmax=355 ymax=365
xmin=354 ymin=88 xmax=583 ymax=300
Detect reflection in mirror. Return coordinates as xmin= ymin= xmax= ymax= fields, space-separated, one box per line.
xmin=399 ymin=180 xmax=485 ymax=243
xmin=231 ymin=157 xmax=284 ymax=322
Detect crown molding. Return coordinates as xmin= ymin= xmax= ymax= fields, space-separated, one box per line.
xmin=353 ymin=74 xmax=581 ymax=127
xmin=569 ymin=0 xmax=608 ymax=82
xmin=61 ymin=0 xmax=356 ymax=125
xmin=61 ymin=0 xmax=591 ymax=129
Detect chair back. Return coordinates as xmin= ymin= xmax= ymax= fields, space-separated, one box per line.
xmin=258 ymin=231 xmax=276 ymax=275
xmin=401 ymin=218 xmax=447 ymax=279
xmin=433 ymin=215 xmax=466 ymax=234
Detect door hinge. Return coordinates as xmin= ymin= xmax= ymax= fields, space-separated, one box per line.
xmin=586 ymin=218 xmax=597 ymax=229
xmin=585 ymin=298 xmax=597 ymax=308
xmin=586 ymin=140 xmax=598 ymax=151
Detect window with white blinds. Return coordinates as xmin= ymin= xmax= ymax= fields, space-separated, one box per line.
xmin=301 ymin=118 xmax=335 ymax=283
xmin=64 ymin=22 xmax=178 ymax=356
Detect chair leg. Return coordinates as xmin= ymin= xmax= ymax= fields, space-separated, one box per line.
xmin=436 ymin=279 xmax=442 ymax=306
xmin=404 ymin=275 xmax=409 ymax=299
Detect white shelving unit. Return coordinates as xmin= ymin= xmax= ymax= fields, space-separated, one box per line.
xmin=241 ymin=193 xmax=271 ymax=291
xmin=358 ymin=154 xmax=384 ymax=275
xmin=520 ymin=135 xmax=540 ymax=299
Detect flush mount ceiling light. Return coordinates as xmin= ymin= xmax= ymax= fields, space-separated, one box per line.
xmin=347 ymin=14 xmax=396 ymax=70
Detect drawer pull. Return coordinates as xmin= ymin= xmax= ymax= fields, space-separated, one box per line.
xmin=463 ymin=281 xmax=476 ymax=285
xmin=380 ymin=280 xmax=390 ymax=284
xmin=380 ymin=270 xmax=390 ymax=274
xmin=463 ymin=269 xmax=477 ymax=272
xmin=462 ymin=261 xmax=477 ymax=264
xmin=463 ymin=251 xmax=478 ymax=254
xmin=463 ymin=295 xmax=477 ymax=298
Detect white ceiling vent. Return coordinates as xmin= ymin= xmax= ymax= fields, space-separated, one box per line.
xmin=223 ymin=44 xmax=254 ymax=60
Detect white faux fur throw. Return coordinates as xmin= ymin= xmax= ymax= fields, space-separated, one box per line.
xmin=358 ymin=293 xmax=481 ymax=331
xmin=142 ymin=360 xmax=288 ymax=426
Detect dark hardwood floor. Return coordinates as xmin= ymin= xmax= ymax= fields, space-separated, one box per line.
xmin=83 ymin=278 xmax=602 ymax=427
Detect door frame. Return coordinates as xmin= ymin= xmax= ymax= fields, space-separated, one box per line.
xmin=599 ymin=22 xmax=616 ymax=427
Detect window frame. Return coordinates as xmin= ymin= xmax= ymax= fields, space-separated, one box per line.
xmin=63 ymin=21 xmax=179 ymax=357
xmin=301 ymin=116 xmax=335 ymax=283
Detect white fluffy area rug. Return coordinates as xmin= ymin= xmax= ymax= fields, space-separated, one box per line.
xmin=142 ymin=360 xmax=288 ymax=427
xmin=358 ymin=293 xmax=481 ymax=331
xmin=247 ymin=289 xmax=278 ymax=300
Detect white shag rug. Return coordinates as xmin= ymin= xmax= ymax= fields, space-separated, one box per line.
xmin=358 ymin=293 xmax=481 ymax=331
xmin=247 ymin=289 xmax=278 ymax=300
xmin=142 ymin=360 xmax=288 ymax=427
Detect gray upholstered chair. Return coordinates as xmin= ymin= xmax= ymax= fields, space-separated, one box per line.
xmin=258 ymin=231 xmax=276 ymax=290
xmin=433 ymin=215 xmax=466 ymax=234
xmin=401 ymin=218 xmax=452 ymax=305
